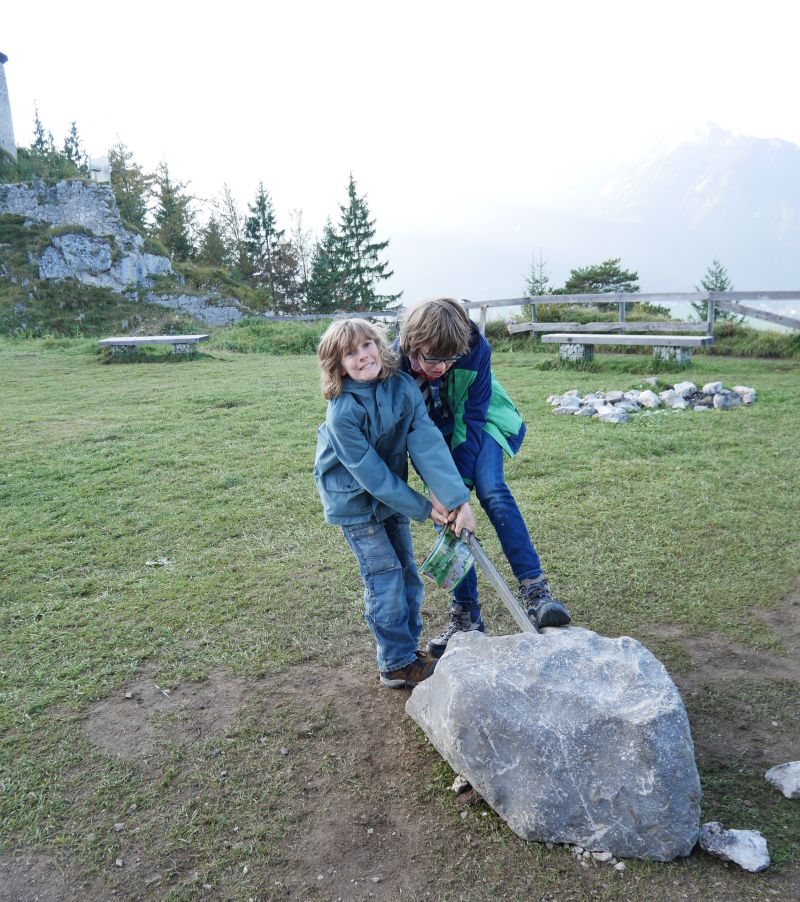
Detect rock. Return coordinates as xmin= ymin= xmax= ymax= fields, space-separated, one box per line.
xmin=714 ymin=392 xmax=743 ymax=410
xmin=574 ymin=406 xmax=596 ymax=417
xmin=406 ymin=629 xmax=701 ymax=861
xmin=617 ymin=401 xmax=641 ymax=413
xmin=644 ymin=377 xmax=659 ymax=386
xmin=764 ymin=761 xmax=800 ymax=799
xmin=592 ymin=850 xmax=613 ymax=862
xmin=564 ymin=389 xmax=581 ymax=398
xmin=605 ymin=390 xmax=624 ymax=402
xmin=614 ymin=861 xmax=626 ymax=871
xmin=452 ymin=775 xmax=471 ymax=794
xmin=734 ymin=386 xmax=757 ymax=404
xmin=692 ymin=405 xmax=713 ymax=412
xmin=698 ymin=822 xmax=770 ymax=872
xmin=702 ymin=381 xmax=724 ymax=395
xmin=638 ymin=390 xmax=661 ymax=409
xmin=673 ymin=381 xmax=697 ymax=397
xmin=598 ymin=412 xmax=630 ymax=424
xmin=623 ymin=390 xmax=641 ymax=401
xmin=554 ymin=406 xmax=578 ymax=415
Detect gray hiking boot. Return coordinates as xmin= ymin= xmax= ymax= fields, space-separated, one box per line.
xmin=426 ymin=603 xmax=486 ymax=657
xmin=521 ymin=574 xmax=571 ymax=629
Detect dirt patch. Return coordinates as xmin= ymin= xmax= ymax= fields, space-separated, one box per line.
xmin=0 ymin=853 xmax=105 ymax=902
xmin=83 ymin=667 xmax=247 ymax=757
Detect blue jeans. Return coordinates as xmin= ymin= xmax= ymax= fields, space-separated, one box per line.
xmin=342 ymin=514 xmax=424 ymax=674
xmin=452 ymin=434 xmax=542 ymax=619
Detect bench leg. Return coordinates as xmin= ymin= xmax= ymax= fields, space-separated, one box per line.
xmin=111 ymin=345 xmax=136 ymax=355
xmin=559 ymin=342 xmax=594 ymax=362
xmin=653 ymin=346 xmax=691 ymax=365
xmin=172 ymin=343 xmax=197 ymax=354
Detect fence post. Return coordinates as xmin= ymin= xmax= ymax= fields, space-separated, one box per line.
xmin=479 ymin=304 xmax=488 ymax=336
xmin=619 ymin=299 xmax=626 ymax=323
xmin=707 ymin=293 xmax=715 ymax=336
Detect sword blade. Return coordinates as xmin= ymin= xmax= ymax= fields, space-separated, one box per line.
xmin=461 ymin=530 xmax=539 ymax=634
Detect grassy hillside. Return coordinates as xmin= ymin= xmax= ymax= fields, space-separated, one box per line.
xmin=1 ymin=341 xmax=799 ymax=900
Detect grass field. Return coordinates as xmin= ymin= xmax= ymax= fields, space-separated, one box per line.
xmin=1 ymin=339 xmax=799 ymax=901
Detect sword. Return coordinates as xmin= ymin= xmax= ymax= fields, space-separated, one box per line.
xmin=460 ymin=529 xmax=540 ymax=634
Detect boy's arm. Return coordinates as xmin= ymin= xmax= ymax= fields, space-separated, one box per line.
xmin=326 ymin=407 xmax=433 ymax=522
xmin=451 ymin=347 xmax=493 ymax=486
xmin=406 ymin=387 xmax=472 ymax=511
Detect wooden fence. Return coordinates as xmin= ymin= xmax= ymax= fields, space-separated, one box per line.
xmin=256 ymin=293 xmax=800 ymax=336
xmin=461 ymin=291 xmax=800 ymax=336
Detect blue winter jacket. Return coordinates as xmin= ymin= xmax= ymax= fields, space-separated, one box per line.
xmin=398 ymin=323 xmax=525 ymax=487
xmin=314 ymin=371 xmax=471 ymax=525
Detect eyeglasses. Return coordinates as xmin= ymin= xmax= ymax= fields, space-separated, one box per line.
xmin=419 ymin=352 xmax=460 ymax=365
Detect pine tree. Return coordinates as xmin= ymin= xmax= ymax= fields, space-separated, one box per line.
xmin=197 ymin=216 xmax=228 ymax=268
xmin=108 ymin=141 xmax=154 ymax=231
xmin=558 ymin=258 xmax=639 ymax=295
xmin=307 ymin=219 xmax=344 ymax=314
xmin=31 ymin=106 xmax=49 ymax=154
xmin=693 ymin=259 xmax=738 ymax=322
xmin=244 ymin=183 xmax=300 ymax=311
xmin=62 ymin=122 xmax=89 ymax=175
xmin=524 ymin=248 xmax=552 ymax=296
xmin=335 ymin=174 xmax=401 ymax=311
xmin=152 ymin=162 xmax=195 ymax=261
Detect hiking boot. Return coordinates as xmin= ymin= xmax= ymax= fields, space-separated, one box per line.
xmin=521 ymin=574 xmax=571 ymax=629
xmin=426 ymin=604 xmax=487 ymax=658
xmin=380 ymin=652 xmax=437 ymax=688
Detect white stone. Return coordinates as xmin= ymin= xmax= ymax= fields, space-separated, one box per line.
xmin=564 ymin=389 xmax=581 ymax=398
xmin=452 ymin=775 xmax=471 ymax=794
xmin=554 ymin=406 xmax=578 ymax=415
xmin=693 ymin=405 xmax=713 ymax=412
xmin=574 ymin=406 xmax=596 ymax=416
xmin=673 ymin=381 xmax=697 ymax=397
xmin=698 ymin=822 xmax=770 ymax=872
xmin=764 ymin=761 xmax=800 ymax=799
xmin=623 ymin=390 xmax=641 ymax=401
xmin=638 ymin=390 xmax=661 ymax=409
xmin=606 ymin=390 xmax=624 ymax=402
xmin=714 ymin=392 xmax=743 ymax=410
xmin=702 ymin=381 xmax=724 ymax=394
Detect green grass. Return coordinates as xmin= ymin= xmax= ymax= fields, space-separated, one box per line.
xmin=1 ymin=341 xmax=799 ymax=898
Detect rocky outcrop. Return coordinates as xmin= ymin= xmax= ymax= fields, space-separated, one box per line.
xmin=407 ymin=628 xmax=702 ymax=861
xmin=0 ymin=179 xmax=174 ymax=292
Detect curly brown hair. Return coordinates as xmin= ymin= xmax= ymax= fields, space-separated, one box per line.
xmin=317 ymin=319 xmax=398 ymax=400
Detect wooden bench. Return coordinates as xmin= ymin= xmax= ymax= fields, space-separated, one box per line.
xmin=541 ymin=332 xmax=714 ymax=363
xmin=98 ymin=334 xmax=210 ymax=355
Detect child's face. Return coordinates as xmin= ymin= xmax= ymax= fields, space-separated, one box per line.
xmin=411 ymin=346 xmax=460 ymax=380
xmin=341 ymin=335 xmax=382 ymax=382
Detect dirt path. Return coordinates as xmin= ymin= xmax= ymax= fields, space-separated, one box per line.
xmin=3 ymin=584 xmax=799 ymax=901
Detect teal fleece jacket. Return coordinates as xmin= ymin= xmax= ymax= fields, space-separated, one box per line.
xmin=314 ymin=371 xmax=471 ymax=525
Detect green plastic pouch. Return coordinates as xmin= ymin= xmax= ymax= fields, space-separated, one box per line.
xmin=421 ymin=529 xmax=475 ymax=590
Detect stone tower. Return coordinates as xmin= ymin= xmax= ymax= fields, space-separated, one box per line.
xmin=0 ymin=51 xmax=17 ymax=160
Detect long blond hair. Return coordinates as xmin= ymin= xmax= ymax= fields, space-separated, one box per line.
xmin=317 ymin=319 xmax=398 ymax=400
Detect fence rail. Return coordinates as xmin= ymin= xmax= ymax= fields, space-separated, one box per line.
xmin=252 ymin=293 xmax=800 ymax=335
xmin=463 ymin=291 xmax=800 ymax=335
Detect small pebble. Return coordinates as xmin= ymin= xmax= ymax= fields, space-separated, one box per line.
xmin=280 ymin=747 xmax=289 ymax=756
xmin=460 ymin=810 xmax=468 ymax=819
xmin=115 ymin=859 xmax=123 ymax=868
xmin=113 ymin=823 xmax=124 ymax=832
xmin=242 ymin=865 xmax=248 ymax=875
xmin=371 ymin=877 xmax=382 ymax=884
xmin=614 ymin=862 xmax=626 ymax=872
xmin=366 ymin=827 xmax=374 ymax=834
xmin=593 ymin=851 xmax=613 ymax=862
xmin=124 ymin=692 xmax=133 ymax=699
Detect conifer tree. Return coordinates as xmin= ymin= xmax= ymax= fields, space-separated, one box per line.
xmin=213 ymin=184 xmax=248 ymax=276
xmin=693 ymin=259 xmax=738 ymax=321
xmin=31 ymin=106 xmax=49 ymax=154
xmin=244 ymin=183 xmax=300 ymax=310
xmin=524 ymin=248 xmax=552 ymax=296
xmin=335 ymin=174 xmax=401 ymax=311
xmin=108 ymin=141 xmax=154 ymax=231
xmin=307 ymin=219 xmax=344 ymax=314
xmin=558 ymin=258 xmax=639 ymax=294
xmin=197 ymin=216 xmax=228 ymax=268
xmin=62 ymin=122 xmax=89 ymax=175
xmin=152 ymin=162 xmax=195 ymax=261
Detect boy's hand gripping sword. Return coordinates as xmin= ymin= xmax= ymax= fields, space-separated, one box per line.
xmin=459 ymin=529 xmax=540 ymax=634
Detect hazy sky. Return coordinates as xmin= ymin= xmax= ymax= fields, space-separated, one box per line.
xmin=3 ymin=0 xmax=798 ymax=297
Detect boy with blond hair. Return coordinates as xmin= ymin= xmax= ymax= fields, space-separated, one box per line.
xmin=398 ymin=298 xmax=570 ymax=654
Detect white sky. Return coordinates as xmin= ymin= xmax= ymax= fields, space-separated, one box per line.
xmin=3 ymin=0 xmax=798 ymax=294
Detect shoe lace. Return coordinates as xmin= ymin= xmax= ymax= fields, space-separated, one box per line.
xmin=521 ymin=578 xmax=553 ymax=609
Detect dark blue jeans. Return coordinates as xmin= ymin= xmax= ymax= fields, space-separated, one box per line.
xmin=342 ymin=514 xmax=424 ymax=674
xmin=453 ymin=434 xmax=542 ymax=619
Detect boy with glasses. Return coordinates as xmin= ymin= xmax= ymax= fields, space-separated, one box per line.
xmin=398 ymin=298 xmax=571 ymax=654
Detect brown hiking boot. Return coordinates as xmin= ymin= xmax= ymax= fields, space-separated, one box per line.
xmin=380 ymin=651 xmax=437 ymax=688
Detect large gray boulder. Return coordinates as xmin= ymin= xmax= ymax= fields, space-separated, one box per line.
xmin=407 ymin=628 xmax=701 ymax=860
